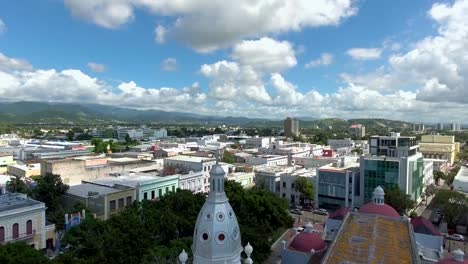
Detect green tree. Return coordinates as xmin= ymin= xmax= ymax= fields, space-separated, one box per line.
xmin=295 ymin=176 xmax=314 ymax=203
xmin=222 ymin=150 xmax=235 ymax=164
xmin=432 ymin=190 xmax=468 ymax=228
xmin=351 ymin=147 xmax=363 ymax=155
xmin=433 ymin=171 xmax=445 ymax=185
xmin=66 ymin=130 xmax=74 ymax=141
xmin=383 ymin=186 xmax=416 ymax=214
xmin=0 ymin=242 xmax=50 ymax=264
xmin=6 ymin=176 xmax=29 ymax=194
xmin=125 ymin=133 xmax=132 ymax=144
xmin=103 ymin=128 xmax=115 ymax=138
xmin=31 ymin=173 xmax=69 ymax=212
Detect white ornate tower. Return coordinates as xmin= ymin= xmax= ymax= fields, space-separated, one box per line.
xmin=372 ymin=186 xmax=385 ymax=204
xmin=191 ymin=151 xmax=243 ymax=264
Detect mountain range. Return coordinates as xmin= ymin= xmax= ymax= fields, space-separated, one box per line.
xmin=0 ymin=101 xmax=414 ymax=129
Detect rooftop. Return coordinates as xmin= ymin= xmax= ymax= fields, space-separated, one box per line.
xmin=0 ymin=193 xmax=44 ymax=212
xmin=455 ymin=166 xmax=468 ymax=182
xmin=66 ymin=183 xmax=129 ymax=198
xmin=8 ymin=163 xmax=41 ymax=171
xmin=319 ymin=161 xmax=360 ymax=172
xmin=0 ymin=152 xmax=13 ymax=157
xmin=322 ymin=213 xmax=416 ymax=264
xmin=164 ymin=155 xmax=215 ymax=163
xmin=86 ymin=173 xmax=178 ymax=188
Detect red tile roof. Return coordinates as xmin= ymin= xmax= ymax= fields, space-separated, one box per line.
xmin=358 ymin=203 xmax=400 ymax=218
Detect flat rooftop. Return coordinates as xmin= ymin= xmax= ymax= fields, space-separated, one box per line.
xmin=323 ymin=213 xmax=416 ymax=264
xmin=86 ymin=174 xmax=177 ymax=188
xmin=319 ymin=162 xmax=360 ymax=172
xmin=0 ymin=193 xmax=44 ymax=212
xmin=0 ymin=152 xmax=13 ymax=157
xmin=66 ymin=183 xmax=128 ymax=197
xmin=455 ymin=166 xmax=468 ymax=182
xmin=164 ymin=155 xmax=215 ymax=163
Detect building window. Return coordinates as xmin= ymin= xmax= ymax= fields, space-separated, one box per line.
xmin=109 ymin=200 xmax=116 ymax=212
xmin=282 ymin=182 xmax=286 ymax=188
xmin=166 ymin=187 xmax=169 ymax=193
xmin=151 ymin=190 xmax=155 ymax=199
xmin=12 ymin=223 xmax=19 ymax=239
xmin=26 ymin=220 xmax=33 ymax=235
xmin=159 ymin=189 xmax=162 ymax=197
xmin=144 ymin=192 xmax=148 ymax=200
xmin=172 ymin=186 xmax=175 ymax=192
xmin=291 ymin=183 xmax=295 ymax=189
xmin=118 ymin=198 xmax=124 ymax=208
xmin=126 ymin=196 xmax=132 ymax=206
xmin=0 ymin=227 xmax=4 ymax=242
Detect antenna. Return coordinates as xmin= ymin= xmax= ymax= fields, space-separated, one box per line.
xmin=215 ymin=148 xmax=220 ymax=164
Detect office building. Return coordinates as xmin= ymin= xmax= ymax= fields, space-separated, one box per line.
xmin=437 ymin=123 xmax=444 ymax=131
xmin=327 ymin=138 xmax=355 ymax=150
xmin=419 ymin=135 xmax=460 ymax=165
xmin=245 ymin=137 xmax=274 ymax=149
xmin=284 ymin=117 xmax=300 ymax=137
xmin=316 ymin=157 xmax=361 ymax=209
xmin=450 ymin=123 xmax=461 ymax=132
xmin=361 ymin=133 xmax=424 ymax=203
xmin=453 ymin=166 xmax=468 ymax=193
xmin=245 ymin=155 xmax=288 ymax=166
xmin=348 ymin=124 xmax=365 ymax=138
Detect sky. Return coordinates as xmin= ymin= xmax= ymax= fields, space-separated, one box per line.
xmin=0 ymin=0 xmax=467 ymax=123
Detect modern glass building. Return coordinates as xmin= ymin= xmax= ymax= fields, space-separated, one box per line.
xmin=361 ymin=133 xmax=424 ymax=204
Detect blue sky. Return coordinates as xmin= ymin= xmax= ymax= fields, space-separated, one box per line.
xmin=0 ymin=0 xmax=467 ymax=122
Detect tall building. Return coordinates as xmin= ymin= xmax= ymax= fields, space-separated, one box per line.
xmin=187 ymin=154 xmax=252 ymax=264
xmin=450 ymin=123 xmax=461 ymax=132
xmin=348 ymin=124 xmax=365 ymax=138
xmin=284 ymin=117 xmax=300 ymax=137
xmin=316 ymin=157 xmax=361 ymax=209
xmin=361 ymin=133 xmax=424 ymax=203
xmin=413 ymin=123 xmax=425 ymax=133
xmin=437 ymin=123 xmax=444 ymax=131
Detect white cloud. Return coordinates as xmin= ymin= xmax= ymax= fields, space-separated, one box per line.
xmin=346 ymin=48 xmax=382 ymax=60
xmin=0 ymin=53 xmax=33 ymax=72
xmin=231 ymin=37 xmax=296 ymax=73
xmin=87 ymin=62 xmax=106 ymax=73
xmin=0 ymin=52 xmax=205 ymax=112
xmin=63 ymin=0 xmax=358 ymax=52
xmin=0 ymin=19 xmax=6 ymax=34
xmin=155 ymin=25 xmax=166 ymax=44
xmin=162 ymin=58 xmax=177 ymax=71
xmin=305 ymin=53 xmax=333 ymax=68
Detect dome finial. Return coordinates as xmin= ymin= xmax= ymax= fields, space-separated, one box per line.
xmin=244 ymin=242 xmax=253 ymax=264
xmin=372 ymin=186 xmax=385 ymax=205
xmin=179 ymin=249 xmax=188 ymax=264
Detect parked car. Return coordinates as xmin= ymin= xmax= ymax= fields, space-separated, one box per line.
xmin=290 ymin=209 xmax=303 ymax=215
xmin=448 ymin=234 xmax=465 ymax=241
xmin=303 ymin=205 xmax=314 ymax=212
xmin=313 ymin=209 xmax=329 ymax=215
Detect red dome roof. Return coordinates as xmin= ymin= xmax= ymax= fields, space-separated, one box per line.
xmin=289 ymin=232 xmax=326 ymax=253
xmin=358 ymin=203 xmax=400 ymax=218
xmin=329 ymin=207 xmax=350 ymax=220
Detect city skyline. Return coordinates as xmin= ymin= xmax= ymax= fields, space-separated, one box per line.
xmin=1 ymin=0 xmax=468 ymax=122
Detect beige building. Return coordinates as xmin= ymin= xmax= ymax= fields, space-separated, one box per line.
xmin=63 ymin=183 xmax=136 ymax=220
xmin=419 ymin=135 xmax=460 ymax=165
xmin=41 ymin=158 xmax=155 ymax=186
xmin=7 ymin=163 xmax=41 ymax=178
xmin=0 ymin=193 xmax=56 ymax=250
xmin=284 ymin=117 xmax=300 ymax=137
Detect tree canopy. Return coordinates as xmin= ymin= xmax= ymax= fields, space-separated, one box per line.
xmin=222 ymin=150 xmax=235 ymax=164
xmin=0 ymin=242 xmax=50 ymax=264
xmin=432 ymin=190 xmax=468 ymax=227
xmin=295 ymin=176 xmax=314 ymax=202
xmin=383 ymin=186 xmax=416 ymax=214
xmin=6 ymin=176 xmax=29 ymax=194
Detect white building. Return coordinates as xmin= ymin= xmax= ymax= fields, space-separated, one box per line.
xmin=245 ymin=155 xmax=288 ymax=166
xmin=423 ymin=160 xmax=434 ymax=192
xmin=327 ymin=138 xmax=355 ymax=150
xmin=453 ymin=166 xmax=468 ymax=193
xmin=267 ymin=140 xmax=311 ymax=157
xmin=164 ymin=155 xmax=216 ymax=176
xmin=178 ymin=171 xmax=206 ymax=193
xmin=279 ymin=168 xmax=316 ymax=205
xmin=245 ymin=137 xmax=274 ymax=149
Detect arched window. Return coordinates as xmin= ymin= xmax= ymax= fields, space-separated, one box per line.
xmin=212 ymin=179 xmax=216 ymax=191
xmin=0 ymin=227 xmax=4 ymax=242
xmin=218 ymin=179 xmax=221 ymax=192
xmin=26 ymin=220 xmax=33 ymax=235
xmin=12 ymin=223 xmax=19 ymax=239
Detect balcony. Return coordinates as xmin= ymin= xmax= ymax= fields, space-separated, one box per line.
xmin=0 ymin=230 xmax=36 ymax=245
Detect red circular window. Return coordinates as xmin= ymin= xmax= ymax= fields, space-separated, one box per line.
xmin=202 ymin=233 xmax=209 ymax=240
xmin=218 ymin=233 xmax=225 ymax=241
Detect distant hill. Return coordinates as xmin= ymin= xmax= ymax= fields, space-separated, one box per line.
xmin=0 ymin=101 xmax=414 ymax=129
